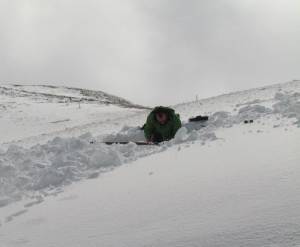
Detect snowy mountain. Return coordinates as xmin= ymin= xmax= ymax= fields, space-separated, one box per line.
xmin=0 ymin=80 xmax=300 ymax=246
xmin=0 ymin=84 xmax=147 ymax=146
xmin=0 ymin=84 xmax=145 ymax=108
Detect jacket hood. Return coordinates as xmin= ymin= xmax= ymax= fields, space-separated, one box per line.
xmin=152 ymin=106 xmax=175 ymax=116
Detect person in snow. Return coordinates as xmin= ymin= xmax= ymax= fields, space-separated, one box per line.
xmin=144 ymin=106 xmax=182 ymax=143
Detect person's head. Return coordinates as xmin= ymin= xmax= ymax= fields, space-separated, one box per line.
xmin=155 ymin=111 xmax=168 ymax=125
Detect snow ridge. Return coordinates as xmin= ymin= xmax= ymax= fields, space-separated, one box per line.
xmin=0 ymin=84 xmax=147 ymax=109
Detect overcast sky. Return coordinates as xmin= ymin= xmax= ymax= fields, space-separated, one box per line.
xmin=0 ymin=0 xmax=299 ymax=106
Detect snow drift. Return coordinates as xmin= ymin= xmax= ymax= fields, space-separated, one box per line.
xmin=0 ymin=81 xmax=299 ymax=211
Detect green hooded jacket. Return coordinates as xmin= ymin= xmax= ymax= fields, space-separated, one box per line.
xmin=144 ymin=106 xmax=182 ymax=141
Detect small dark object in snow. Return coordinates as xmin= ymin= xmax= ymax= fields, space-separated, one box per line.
xmin=244 ymin=120 xmax=254 ymax=124
xmin=189 ymin=115 xmax=209 ymax=122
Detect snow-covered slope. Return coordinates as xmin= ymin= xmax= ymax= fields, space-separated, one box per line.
xmin=1 ymin=84 xmax=145 ymax=107
xmin=0 ymin=84 xmax=147 ymax=146
xmin=0 ymin=80 xmax=300 ymax=246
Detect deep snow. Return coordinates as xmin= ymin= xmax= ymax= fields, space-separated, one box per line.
xmin=2 ymin=125 xmax=300 ymax=247
xmin=0 ymin=80 xmax=300 ymax=246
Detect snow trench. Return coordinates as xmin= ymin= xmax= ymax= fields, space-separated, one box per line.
xmin=0 ymin=91 xmax=299 ymax=208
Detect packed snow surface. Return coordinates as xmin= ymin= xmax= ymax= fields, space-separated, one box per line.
xmin=0 ymin=80 xmax=300 ymax=246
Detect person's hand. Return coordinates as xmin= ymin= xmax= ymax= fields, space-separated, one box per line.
xmin=146 ymin=136 xmax=154 ymax=144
